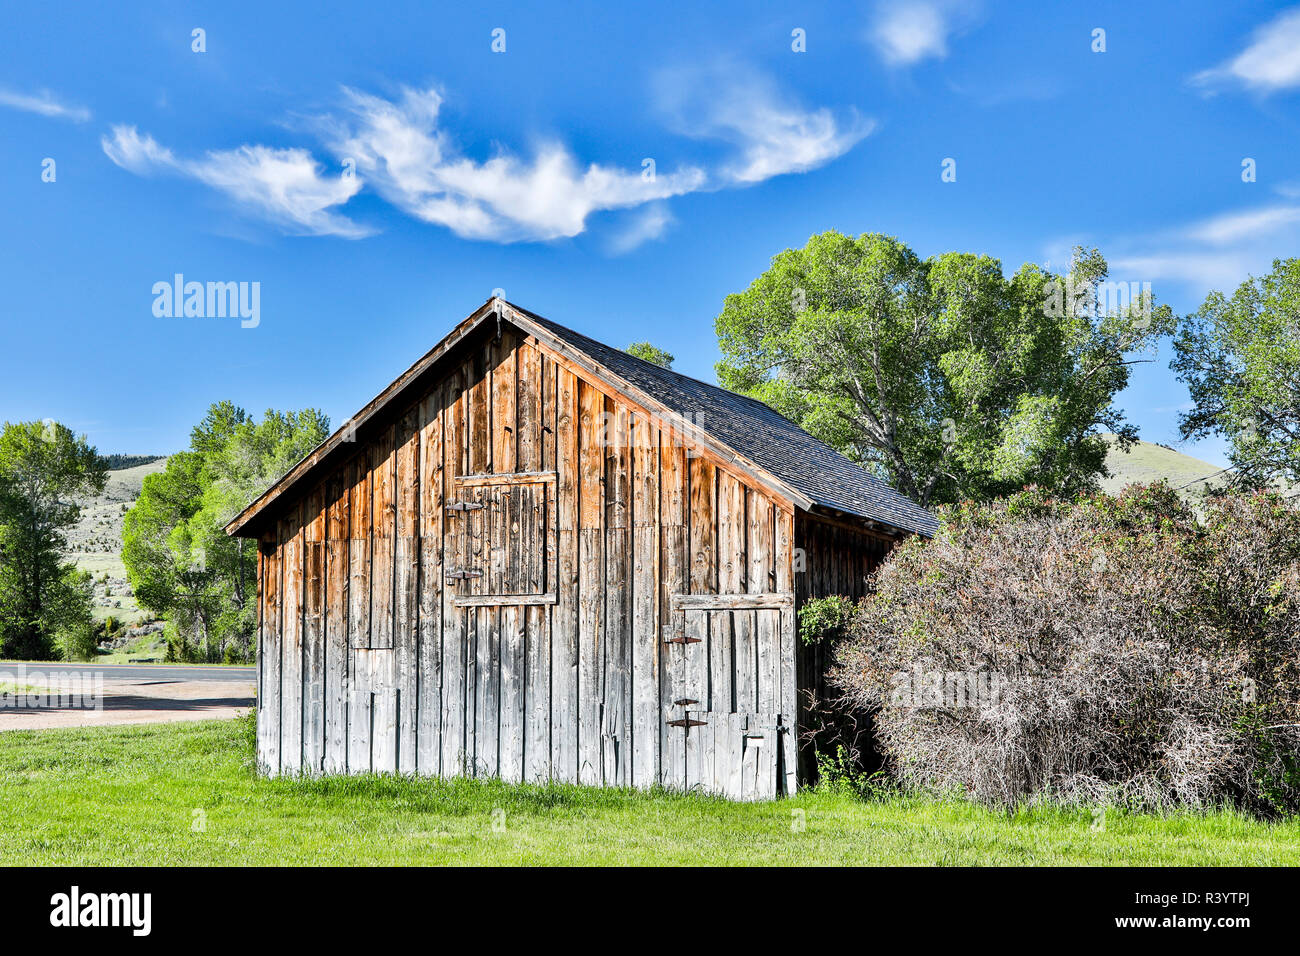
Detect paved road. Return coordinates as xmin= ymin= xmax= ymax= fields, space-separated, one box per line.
xmin=0 ymin=661 xmax=255 ymax=683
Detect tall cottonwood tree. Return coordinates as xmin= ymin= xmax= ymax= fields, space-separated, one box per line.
xmin=715 ymin=231 xmax=1172 ymax=506
xmin=1172 ymin=257 xmax=1300 ymax=491
xmin=123 ymin=401 xmax=329 ymax=661
xmin=0 ymin=421 xmax=106 ymax=659
xmin=626 ymin=342 xmax=675 ymax=368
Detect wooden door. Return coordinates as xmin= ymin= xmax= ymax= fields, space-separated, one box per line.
xmin=664 ymin=604 xmax=784 ymax=799
xmin=446 ymin=471 xmax=557 ymax=606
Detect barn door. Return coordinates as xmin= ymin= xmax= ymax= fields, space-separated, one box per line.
xmin=664 ymin=605 xmax=784 ymax=800
xmin=445 ymin=472 xmax=557 ymax=605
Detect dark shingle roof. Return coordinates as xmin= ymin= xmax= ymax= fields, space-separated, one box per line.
xmin=521 ymin=308 xmax=938 ymax=537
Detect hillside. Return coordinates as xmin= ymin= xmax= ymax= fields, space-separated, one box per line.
xmin=1100 ymin=435 xmax=1226 ymax=496
xmin=65 ymin=457 xmax=168 ymax=622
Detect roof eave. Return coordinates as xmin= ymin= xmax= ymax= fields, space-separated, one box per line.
xmin=223 ymin=298 xmax=502 ymax=537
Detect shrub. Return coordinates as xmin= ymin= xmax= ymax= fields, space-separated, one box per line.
xmin=833 ymin=483 xmax=1300 ymax=815
xmin=798 ymin=595 xmax=857 ymax=645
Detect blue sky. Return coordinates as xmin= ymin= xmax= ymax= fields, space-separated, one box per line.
xmin=3 ymin=1 xmax=1300 ymax=468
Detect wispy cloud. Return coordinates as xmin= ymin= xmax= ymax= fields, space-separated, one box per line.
xmin=1184 ymin=204 xmax=1300 ymax=244
xmin=1107 ymin=251 xmax=1258 ymax=290
xmin=868 ymin=1 xmax=976 ymax=67
xmin=103 ymin=72 xmax=868 ymax=244
xmin=102 ymin=126 xmax=369 ymax=238
xmin=657 ymin=67 xmax=872 ymax=184
xmin=1192 ymin=7 xmax=1300 ymax=92
xmin=606 ymin=202 xmax=674 ymax=255
xmin=321 ymin=86 xmax=705 ymax=242
xmin=0 ymin=87 xmax=90 ymax=122
xmin=1109 ymin=201 xmax=1300 ymax=294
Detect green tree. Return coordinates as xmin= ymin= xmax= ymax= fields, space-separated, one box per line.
xmin=123 ymin=402 xmax=329 ymax=662
xmin=626 ymin=342 xmax=675 ymax=368
xmin=715 ymin=231 xmax=1173 ymax=506
xmin=1171 ymin=257 xmax=1300 ymax=491
xmin=0 ymin=421 xmax=106 ymax=659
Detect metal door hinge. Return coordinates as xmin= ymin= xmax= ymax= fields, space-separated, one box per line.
xmin=446 ymin=501 xmax=486 ymax=512
xmin=663 ymin=635 xmax=701 ymax=645
xmin=667 ymin=718 xmax=707 ymax=728
xmin=445 ymin=569 xmax=482 ymax=580
xmin=673 ymin=698 xmax=699 ymax=707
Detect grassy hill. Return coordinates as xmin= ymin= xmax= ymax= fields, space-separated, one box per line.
xmin=1100 ymin=434 xmax=1226 ymax=496
xmin=65 ymin=457 xmax=168 ymax=623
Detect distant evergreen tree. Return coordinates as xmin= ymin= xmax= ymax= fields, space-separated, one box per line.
xmin=99 ymin=454 xmax=165 ymax=471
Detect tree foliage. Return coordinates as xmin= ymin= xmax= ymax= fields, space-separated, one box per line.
xmin=715 ymin=231 xmax=1173 ymax=506
xmin=626 ymin=341 xmax=675 ymax=369
xmin=833 ymin=484 xmax=1300 ymax=814
xmin=122 ymin=402 xmax=329 ymax=662
xmin=0 ymin=421 xmax=106 ymax=659
xmin=1172 ymin=257 xmax=1300 ymax=491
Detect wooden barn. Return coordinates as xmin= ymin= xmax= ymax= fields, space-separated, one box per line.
xmin=225 ymin=299 xmax=936 ymax=799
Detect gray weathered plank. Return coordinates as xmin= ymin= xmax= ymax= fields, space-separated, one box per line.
xmin=280 ymin=510 xmax=304 ymax=774
xmin=524 ymin=603 xmax=550 ymax=782
xmin=499 ymin=604 xmax=525 ymax=783
xmin=553 ymin=367 xmax=580 ymax=783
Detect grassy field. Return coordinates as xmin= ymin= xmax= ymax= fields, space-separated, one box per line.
xmin=1 ymin=719 xmax=1297 ymax=865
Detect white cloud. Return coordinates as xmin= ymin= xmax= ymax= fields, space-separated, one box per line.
xmin=869 ymin=1 xmax=977 ymax=67
xmin=1107 ymin=201 xmax=1300 ymax=295
xmin=872 ymin=3 xmax=949 ymax=65
xmin=324 ymin=86 xmax=706 ymax=242
xmin=1184 ymin=205 xmax=1300 ymax=244
xmin=655 ymin=67 xmax=872 ymax=185
xmin=1108 ymin=251 xmax=1257 ymax=290
xmin=1192 ymin=7 xmax=1300 ymax=92
xmin=102 ymin=125 xmax=369 ymax=238
xmin=100 ymin=126 xmax=176 ymax=172
xmin=102 ymin=74 xmax=868 ymax=245
xmin=0 ymin=87 xmax=90 ymax=122
xmin=606 ymin=202 xmax=674 ymax=255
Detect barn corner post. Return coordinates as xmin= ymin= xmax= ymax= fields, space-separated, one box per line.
xmin=225 ymin=299 xmax=932 ymax=799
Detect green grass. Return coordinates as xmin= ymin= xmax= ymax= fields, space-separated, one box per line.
xmin=0 ymin=683 xmax=44 ymax=697
xmin=1 ymin=719 xmax=1298 ymax=865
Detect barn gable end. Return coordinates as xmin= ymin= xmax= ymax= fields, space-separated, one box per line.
xmin=230 ymin=300 xmax=932 ymax=797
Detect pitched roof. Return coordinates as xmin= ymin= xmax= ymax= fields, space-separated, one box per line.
xmin=225 ymin=299 xmax=937 ymax=538
xmin=517 ymin=306 xmax=938 ymax=537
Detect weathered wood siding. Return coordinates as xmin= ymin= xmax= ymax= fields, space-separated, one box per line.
xmin=255 ymin=325 xmax=800 ymax=796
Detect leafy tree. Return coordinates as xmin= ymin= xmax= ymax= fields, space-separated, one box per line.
xmin=44 ymin=568 xmax=98 ymax=661
xmin=715 ymin=231 xmax=1173 ymax=506
xmin=1171 ymin=257 xmax=1300 ymax=491
xmin=0 ymin=421 xmax=106 ymax=659
xmin=626 ymin=342 xmax=675 ymax=368
xmin=123 ymin=402 xmax=329 ymax=662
